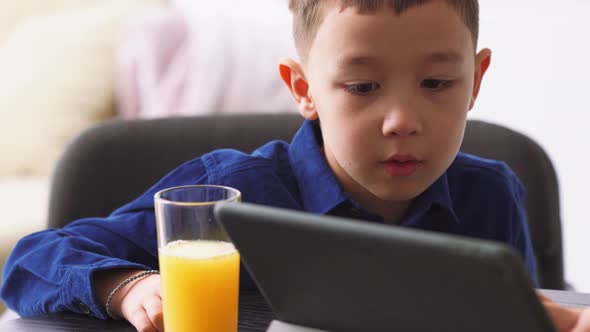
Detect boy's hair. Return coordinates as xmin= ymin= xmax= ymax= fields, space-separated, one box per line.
xmin=288 ymin=0 xmax=479 ymax=60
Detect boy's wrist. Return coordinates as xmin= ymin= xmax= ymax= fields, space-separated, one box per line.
xmin=105 ymin=270 xmax=160 ymax=319
xmin=93 ymin=269 xmax=146 ymax=317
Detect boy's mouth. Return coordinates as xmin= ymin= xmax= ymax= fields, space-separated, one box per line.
xmin=381 ymin=154 xmax=422 ymax=176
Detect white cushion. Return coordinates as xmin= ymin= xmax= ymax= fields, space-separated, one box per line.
xmin=0 ymin=0 xmax=162 ymax=177
xmin=0 ymin=0 xmax=103 ymax=44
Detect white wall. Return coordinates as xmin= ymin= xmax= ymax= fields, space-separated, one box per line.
xmin=475 ymin=0 xmax=590 ymax=291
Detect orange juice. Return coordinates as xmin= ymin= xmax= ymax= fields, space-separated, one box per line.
xmin=159 ymin=240 xmax=240 ymax=332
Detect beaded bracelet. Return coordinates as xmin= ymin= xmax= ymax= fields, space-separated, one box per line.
xmin=105 ymin=270 xmax=160 ymax=320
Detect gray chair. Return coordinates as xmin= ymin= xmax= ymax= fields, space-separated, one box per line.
xmin=48 ymin=113 xmax=565 ymax=289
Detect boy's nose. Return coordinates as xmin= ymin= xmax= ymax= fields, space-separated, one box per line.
xmin=381 ymin=107 xmax=421 ymax=137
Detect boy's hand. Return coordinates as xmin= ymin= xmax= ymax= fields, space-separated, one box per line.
xmin=574 ymin=307 xmax=590 ymax=332
xmin=538 ymin=292 xmax=590 ymax=332
xmin=95 ymin=269 xmax=164 ymax=332
xmin=118 ymin=274 xmax=164 ymax=332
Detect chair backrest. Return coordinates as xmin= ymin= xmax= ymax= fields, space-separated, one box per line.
xmin=461 ymin=121 xmax=563 ymax=290
xmin=48 ymin=113 xmax=564 ymax=289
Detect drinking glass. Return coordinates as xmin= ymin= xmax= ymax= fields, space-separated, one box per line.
xmin=154 ymin=185 xmax=242 ymax=332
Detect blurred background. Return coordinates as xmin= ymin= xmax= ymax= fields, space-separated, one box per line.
xmin=0 ymin=0 xmax=588 ymax=315
xmin=476 ymin=0 xmax=590 ymax=293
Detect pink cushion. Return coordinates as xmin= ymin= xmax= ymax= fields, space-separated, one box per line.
xmin=116 ymin=2 xmax=298 ymax=118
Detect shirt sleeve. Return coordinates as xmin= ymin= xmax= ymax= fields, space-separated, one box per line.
xmin=0 ymin=157 xmax=209 ymax=319
xmin=509 ymin=173 xmax=539 ymax=287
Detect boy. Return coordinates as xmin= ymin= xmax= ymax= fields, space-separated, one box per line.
xmin=2 ymin=0 xmax=578 ymax=331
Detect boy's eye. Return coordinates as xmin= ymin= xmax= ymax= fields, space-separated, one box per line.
xmin=421 ymin=79 xmax=453 ymax=91
xmin=344 ymin=82 xmax=381 ymax=95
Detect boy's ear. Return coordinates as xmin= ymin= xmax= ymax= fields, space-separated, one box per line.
xmin=279 ymin=58 xmax=318 ymax=120
xmin=469 ymin=48 xmax=492 ymax=110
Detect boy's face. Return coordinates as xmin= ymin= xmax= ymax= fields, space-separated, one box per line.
xmin=281 ymin=2 xmax=491 ymax=218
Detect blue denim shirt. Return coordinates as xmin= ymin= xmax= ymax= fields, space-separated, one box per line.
xmin=1 ymin=120 xmax=537 ymax=319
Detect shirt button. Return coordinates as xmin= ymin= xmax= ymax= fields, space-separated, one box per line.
xmin=78 ymin=302 xmax=91 ymax=315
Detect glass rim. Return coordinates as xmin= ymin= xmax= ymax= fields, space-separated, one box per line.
xmin=154 ymin=185 xmax=242 ymax=207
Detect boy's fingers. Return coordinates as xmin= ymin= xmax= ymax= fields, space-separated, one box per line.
xmin=543 ymin=302 xmax=580 ymax=332
xmin=572 ymin=307 xmax=590 ymax=332
xmin=144 ymin=296 xmax=165 ymax=331
xmin=536 ymin=291 xmax=553 ymax=303
xmin=126 ymin=308 xmax=160 ymax=332
xmin=536 ymin=292 xmax=584 ymax=332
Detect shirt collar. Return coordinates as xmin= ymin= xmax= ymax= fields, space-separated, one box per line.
xmin=288 ymin=119 xmax=460 ymax=224
xmin=404 ymin=172 xmax=460 ymax=225
xmin=289 ymin=120 xmax=348 ymax=214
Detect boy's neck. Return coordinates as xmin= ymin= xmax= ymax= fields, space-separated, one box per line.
xmin=362 ymin=197 xmax=410 ymax=225
xmin=346 ymin=188 xmax=411 ymax=225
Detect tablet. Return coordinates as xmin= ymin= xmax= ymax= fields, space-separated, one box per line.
xmin=214 ymin=202 xmax=556 ymax=332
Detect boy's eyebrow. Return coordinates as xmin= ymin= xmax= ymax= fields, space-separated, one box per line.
xmin=422 ymin=51 xmax=465 ymax=64
xmin=335 ymin=51 xmax=465 ymax=69
xmin=336 ymin=55 xmax=380 ymax=68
